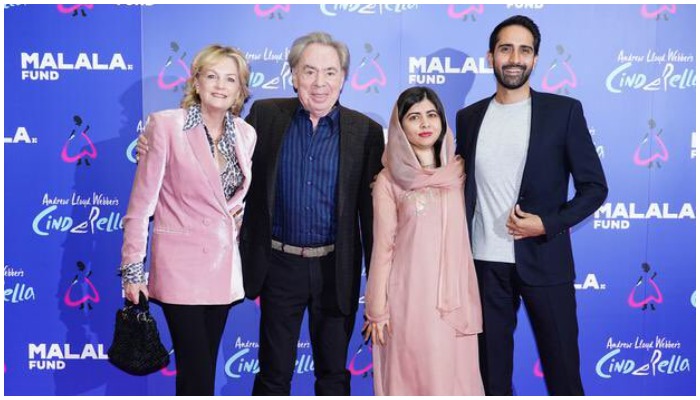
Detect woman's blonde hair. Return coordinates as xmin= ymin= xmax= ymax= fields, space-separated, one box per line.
xmin=181 ymin=44 xmax=250 ymax=116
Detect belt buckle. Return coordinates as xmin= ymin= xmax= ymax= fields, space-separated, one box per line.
xmin=300 ymin=247 xmax=307 ymax=257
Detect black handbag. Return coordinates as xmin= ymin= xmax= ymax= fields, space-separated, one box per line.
xmin=107 ymin=292 xmax=170 ymax=375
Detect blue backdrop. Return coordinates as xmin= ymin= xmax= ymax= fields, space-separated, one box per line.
xmin=4 ymin=4 xmax=696 ymax=396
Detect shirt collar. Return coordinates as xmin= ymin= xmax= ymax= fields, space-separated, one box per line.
xmin=183 ymin=103 xmax=235 ymax=134
xmin=295 ymin=102 xmax=341 ymax=126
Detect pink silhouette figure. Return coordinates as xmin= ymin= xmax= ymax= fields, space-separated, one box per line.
xmin=633 ymin=119 xmax=669 ymax=168
xmin=161 ymin=351 xmax=176 ymax=376
xmin=351 ymin=44 xmax=387 ymax=93
xmin=254 ymin=4 xmax=290 ymax=19
xmin=61 ymin=115 xmax=97 ymax=165
xmin=447 ymin=5 xmax=484 ymax=21
xmin=64 ymin=261 xmax=100 ymax=309
xmin=348 ymin=342 xmax=373 ymax=376
xmin=628 ymin=263 xmax=663 ymax=311
xmin=158 ymin=42 xmax=191 ymax=92
xmin=542 ymin=45 xmax=578 ymax=94
xmin=533 ymin=358 xmax=544 ymax=378
xmin=57 ymin=4 xmax=93 ymax=17
xmin=641 ymin=5 xmax=677 ymax=20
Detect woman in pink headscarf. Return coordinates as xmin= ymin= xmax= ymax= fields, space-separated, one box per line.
xmin=363 ymin=86 xmax=484 ymax=395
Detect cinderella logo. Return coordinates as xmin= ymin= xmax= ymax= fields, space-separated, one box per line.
xmin=254 ymin=4 xmax=290 ymax=19
xmin=351 ymin=43 xmax=387 ymax=93
xmin=161 ymin=349 xmax=176 ymax=376
xmin=64 ymin=261 xmax=100 ymax=310
xmin=447 ymin=5 xmax=484 ymax=21
xmin=347 ymin=341 xmax=373 ymax=377
xmin=541 ymin=45 xmax=577 ymax=94
xmin=61 ymin=115 xmax=97 ymax=166
xmin=57 ymin=4 xmax=93 ymax=17
xmin=158 ymin=42 xmax=190 ymax=92
xmin=628 ymin=262 xmax=662 ymax=311
xmin=633 ymin=119 xmax=669 ymax=168
xmin=640 ymin=5 xmax=676 ymax=21
xmin=533 ymin=358 xmax=544 ymax=378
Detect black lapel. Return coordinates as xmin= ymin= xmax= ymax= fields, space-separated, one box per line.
xmin=266 ymin=99 xmax=297 ymax=218
xmin=468 ymin=96 xmax=493 ymax=180
xmin=520 ymin=89 xmax=542 ymax=192
xmin=337 ymin=106 xmax=357 ymax=222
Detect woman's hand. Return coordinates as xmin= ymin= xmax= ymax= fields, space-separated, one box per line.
xmin=363 ymin=319 xmax=392 ymax=346
xmin=135 ymin=134 xmax=149 ymax=162
xmin=124 ymin=283 xmax=149 ymax=304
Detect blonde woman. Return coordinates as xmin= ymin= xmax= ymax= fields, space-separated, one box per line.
xmin=120 ymin=44 xmax=256 ymax=395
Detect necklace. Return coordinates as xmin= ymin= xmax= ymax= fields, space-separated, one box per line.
xmin=203 ymin=125 xmax=224 ymax=156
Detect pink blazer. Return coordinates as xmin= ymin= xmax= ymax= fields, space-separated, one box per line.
xmin=121 ymin=108 xmax=256 ymax=305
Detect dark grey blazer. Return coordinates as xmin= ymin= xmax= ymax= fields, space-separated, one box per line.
xmin=240 ymin=97 xmax=385 ymax=315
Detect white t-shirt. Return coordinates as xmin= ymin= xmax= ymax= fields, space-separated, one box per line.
xmin=472 ymin=97 xmax=531 ymax=263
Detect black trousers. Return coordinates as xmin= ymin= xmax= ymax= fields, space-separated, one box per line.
xmin=475 ymin=260 xmax=584 ymax=396
xmin=160 ymin=302 xmax=232 ymax=396
xmin=252 ymin=249 xmax=355 ymax=396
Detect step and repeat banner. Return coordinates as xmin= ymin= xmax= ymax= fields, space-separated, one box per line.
xmin=4 ymin=4 xmax=696 ymax=396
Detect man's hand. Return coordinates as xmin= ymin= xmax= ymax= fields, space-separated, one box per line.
xmin=506 ymin=204 xmax=545 ymax=240
xmin=135 ymin=134 xmax=149 ymax=162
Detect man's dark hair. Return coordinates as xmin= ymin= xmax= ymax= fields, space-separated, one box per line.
xmin=489 ymin=15 xmax=541 ymax=55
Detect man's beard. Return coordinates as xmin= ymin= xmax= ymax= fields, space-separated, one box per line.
xmin=494 ymin=64 xmax=532 ymax=90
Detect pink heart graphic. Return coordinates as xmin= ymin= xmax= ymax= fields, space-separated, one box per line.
xmin=628 ymin=278 xmax=663 ymax=308
xmin=641 ymin=4 xmax=677 ymax=18
xmin=158 ymin=58 xmax=191 ymax=90
xmin=61 ymin=130 xmax=97 ymax=163
xmin=447 ymin=5 xmax=484 ymax=19
xmin=542 ymin=60 xmax=578 ymax=92
xmin=57 ymin=4 xmax=94 ymax=14
xmin=533 ymin=359 xmax=544 ymax=378
xmin=351 ymin=59 xmax=387 ymax=91
xmin=633 ymin=133 xmax=669 ymax=166
xmin=254 ymin=4 xmax=290 ymax=17
xmin=64 ymin=277 xmax=100 ymax=307
xmin=348 ymin=344 xmax=373 ymax=376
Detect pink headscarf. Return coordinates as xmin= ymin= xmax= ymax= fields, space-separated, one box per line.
xmin=382 ymin=105 xmax=481 ymax=335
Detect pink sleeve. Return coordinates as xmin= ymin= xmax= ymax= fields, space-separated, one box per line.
xmin=120 ymin=114 xmax=168 ymax=266
xmin=364 ymin=172 xmax=397 ymax=323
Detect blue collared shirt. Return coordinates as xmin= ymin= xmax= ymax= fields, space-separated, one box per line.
xmin=272 ymin=105 xmax=340 ymax=246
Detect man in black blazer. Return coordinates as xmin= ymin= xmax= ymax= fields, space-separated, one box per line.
xmin=455 ymin=16 xmax=607 ymax=395
xmin=240 ymin=32 xmax=384 ymax=395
